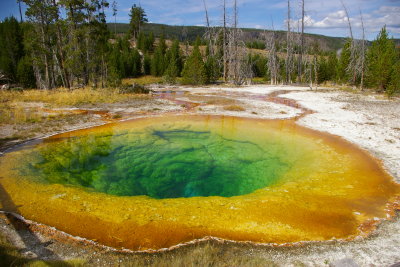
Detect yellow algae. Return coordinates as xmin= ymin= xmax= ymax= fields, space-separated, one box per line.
xmin=0 ymin=115 xmax=399 ymax=251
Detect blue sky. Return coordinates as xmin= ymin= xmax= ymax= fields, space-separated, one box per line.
xmin=1 ymin=0 xmax=399 ymax=40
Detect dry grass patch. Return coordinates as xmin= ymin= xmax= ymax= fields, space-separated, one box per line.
xmin=0 ymin=87 xmax=148 ymax=107
xmin=123 ymin=76 xmax=163 ymax=85
xmin=223 ymin=105 xmax=246 ymax=111
xmin=0 ymin=88 xmax=149 ymax=125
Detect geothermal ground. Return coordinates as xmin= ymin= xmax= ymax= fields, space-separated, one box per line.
xmin=0 ymin=85 xmax=399 ymax=266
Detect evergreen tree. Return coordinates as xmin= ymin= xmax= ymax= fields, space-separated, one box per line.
xmin=163 ymin=40 xmax=182 ymax=83
xmin=204 ymin=42 xmax=220 ymax=83
xmin=0 ymin=17 xmax=24 ymax=82
xmin=129 ymin=4 xmax=147 ymax=40
xmin=326 ymin=52 xmax=338 ymax=82
xmin=143 ymin=53 xmax=151 ymax=75
xmin=366 ymin=26 xmax=397 ymax=91
xmin=23 ymin=0 xmax=60 ymax=89
xmin=151 ymin=36 xmax=167 ymax=76
xmin=168 ymin=40 xmax=183 ymax=75
xmin=131 ymin=48 xmax=142 ymax=77
xmin=137 ymin=32 xmax=145 ymax=50
xmin=89 ymin=0 xmax=111 ymax=87
xmin=181 ymin=38 xmax=206 ymax=85
xmin=17 ymin=56 xmax=36 ymax=88
xmin=248 ymin=54 xmax=267 ymax=78
xmin=107 ymin=44 xmax=122 ymax=86
xmin=204 ymin=56 xmax=219 ymax=83
xmin=337 ymin=40 xmax=351 ymax=84
xmin=317 ymin=57 xmax=328 ymax=84
xmin=387 ymin=60 xmax=400 ymax=96
xmin=164 ymin=59 xmax=179 ymax=83
xmin=146 ymin=32 xmax=155 ymax=52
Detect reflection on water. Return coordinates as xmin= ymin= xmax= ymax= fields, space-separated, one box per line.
xmin=0 ymin=115 xmax=399 ymax=251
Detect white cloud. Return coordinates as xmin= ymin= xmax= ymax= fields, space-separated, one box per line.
xmin=288 ymin=5 xmax=400 ymax=39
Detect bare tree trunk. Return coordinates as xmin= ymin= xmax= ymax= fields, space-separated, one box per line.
xmin=286 ymin=0 xmax=292 ymax=84
xmin=360 ymin=10 xmax=366 ymax=91
xmin=114 ymin=16 xmax=117 ymax=36
xmin=203 ymin=0 xmax=210 ymax=30
xmin=341 ymin=1 xmax=353 ymax=40
xmin=341 ymin=0 xmax=357 ymax=85
xmin=267 ymin=20 xmax=278 ymax=85
xmin=223 ymin=0 xmax=228 ymax=82
xmin=203 ymin=0 xmax=213 ymax=56
xmin=39 ymin=23 xmax=51 ymax=89
xmin=314 ymin=55 xmax=318 ymax=90
xmin=52 ymin=0 xmax=70 ymax=89
xmin=309 ymin=61 xmax=313 ymax=90
xmin=298 ymin=0 xmax=305 ymax=83
xmin=17 ymin=0 xmax=23 ymax=22
xmin=233 ymin=0 xmax=238 ymax=82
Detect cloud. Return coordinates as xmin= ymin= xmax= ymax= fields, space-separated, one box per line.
xmin=103 ymin=0 xmax=400 ymax=39
xmin=287 ymin=4 xmax=400 ymax=38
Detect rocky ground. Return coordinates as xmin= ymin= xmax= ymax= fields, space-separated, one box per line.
xmin=0 ymin=85 xmax=399 ymax=266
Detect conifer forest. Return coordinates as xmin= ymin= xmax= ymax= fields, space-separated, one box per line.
xmin=0 ymin=0 xmax=398 ymax=94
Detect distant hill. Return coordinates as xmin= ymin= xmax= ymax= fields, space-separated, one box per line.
xmin=108 ymin=23 xmax=400 ymax=52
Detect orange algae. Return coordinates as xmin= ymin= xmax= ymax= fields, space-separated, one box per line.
xmin=0 ymin=115 xmax=399 ymax=251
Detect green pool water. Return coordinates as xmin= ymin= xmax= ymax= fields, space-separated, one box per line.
xmin=3 ymin=114 xmax=399 ymax=250
xmin=23 ymin=122 xmax=290 ymax=198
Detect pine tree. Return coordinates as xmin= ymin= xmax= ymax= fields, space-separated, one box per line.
xmin=181 ymin=38 xmax=206 ymax=85
xmin=169 ymin=40 xmax=183 ymax=75
xmin=317 ymin=57 xmax=328 ymax=84
xmin=17 ymin=56 xmax=36 ymax=88
xmin=204 ymin=56 xmax=219 ymax=83
xmin=337 ymin=40 xmax=351 ymax=84
xmin=129 ymin=4 xmax=148 ymax=41
xmin=23 ymin=0 xmax=60 ymax=89
xmin=143 ymin=53 xmax=151 ymax=75
xmin=151 ymin=36 xmax=167 ymax=76
xmin=203 ymin=42 xmax=220 ymax=83
xmin=387 ymin=60 xmax=400 ymax=96
xmin=107 ymin=44 xmax=122 ymax=87
xmin=366 ymin=26 xmax=397 ymax=91
xmin=164 ymin=59 xmax=179 ymax=84
xmin=131 ymin=48 xmax=142 ymax=77
xmin=163 ymin=40 xmax=182 ymax=83
xmin=137 ymin=32 xmax=145 ymax=50
xmin=0 ymin=16 xmax=24 ymax=82
xmin=146 ymin=32 xmax=155 ymax=52
xmin=327 ymin=52 xmax=338 ymax=82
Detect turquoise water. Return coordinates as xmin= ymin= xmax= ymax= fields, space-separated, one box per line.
xmin=23 ymin=125 xmax=290 ymax=198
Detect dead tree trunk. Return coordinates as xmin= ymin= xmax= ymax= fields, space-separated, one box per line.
xmin=341 ymin=0 xmax=357 ymax=86
xmin=298 ymin=0 xmax=305 ymax=83
xmin=359 ymin=10 xmax=366 ymax=91
xmin=17 ymin=0 xmax=23 ymax=22
xmin=266 ymin=21 xmax=279 ymax=85
xmin=51 ymin=0 xmax=71 ymax=89
xmin=203 ymin=0 xmax=213 ymax=56
xmin=222 ymin=0 xmax=228 ymax=82
xmin=285 ymin=0 xmax=292 ymax=84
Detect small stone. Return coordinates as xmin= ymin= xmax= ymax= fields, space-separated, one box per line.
xmin=23 ymin=251 xmax=37 ymax=259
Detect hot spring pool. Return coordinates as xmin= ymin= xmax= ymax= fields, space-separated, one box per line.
xmin=0 ymin=115 xmax=398 ymax=251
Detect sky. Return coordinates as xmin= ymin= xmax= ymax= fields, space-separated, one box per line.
xmin=1 ymin=0 xmax=399 ymax=40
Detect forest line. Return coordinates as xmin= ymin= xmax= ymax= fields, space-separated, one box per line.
xmin=0 ymin=0 xmax=399 ymax=95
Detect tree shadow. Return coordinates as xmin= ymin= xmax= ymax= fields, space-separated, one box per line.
xmin=0 ymin=179 xmax=72 ymax=266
